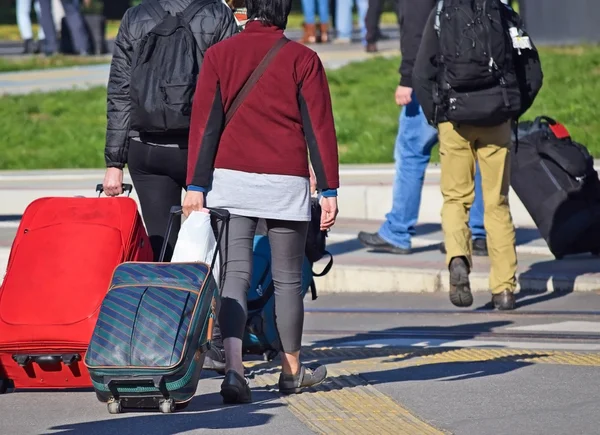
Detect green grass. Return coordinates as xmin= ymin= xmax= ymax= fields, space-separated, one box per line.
xmin=0 ymin=45 xmax=599 ymax=169
xmin=332 ymin=46 xmax=600 ymax=164
xmin=0 ymin=54 xmax=110 ymax=73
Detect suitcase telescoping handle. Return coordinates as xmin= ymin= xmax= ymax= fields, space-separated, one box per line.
xmin=95 ymin=183 xmax=133 ymax=197
xmin=12 ymin=353 xmax=81 ymax=367
xmin=158 ymin=206 xmax=230 ymax=270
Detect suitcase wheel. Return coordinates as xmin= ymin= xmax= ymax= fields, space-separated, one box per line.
xmin=159 ymin=398 xmax=175 ymax=414
xmin=107 ymin=399 xmax=122 ymax=415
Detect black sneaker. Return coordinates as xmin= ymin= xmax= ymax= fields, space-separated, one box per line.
xmin=440 ymin=238 xmax=488 ymax=257
xmin=279 ymin=364 xmax=327 ymax=395
xmin=203 ymin=345 xmax=226 ymax=375
xmin=357 ymin=232 xmax=411 ymax=254
xmin=492 ymin=290 xmax=516 ymax=311
xmin=22 ymin=39 xmax=34 ymax=54
xmin=220 ymin=370 xmax=252 ymax=404
xmin=449 ymin=256 xmax=473 ymax=307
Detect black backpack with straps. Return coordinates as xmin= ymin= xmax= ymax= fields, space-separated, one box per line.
xmin=432 ymin=0 xmax=525 ymax=126
xmin=129 ymin=0 xmax=215 ymax=133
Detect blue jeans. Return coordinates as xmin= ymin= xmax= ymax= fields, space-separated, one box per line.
xmin=17 ymin=0 xmax=45 ymax=40
xmin=378 ymin=95 xmax=486 ymax=249
xmin=301 ymin=0 xmax=329 ymax=24
xmin=335 ymin=0 xmax=369 ymax=41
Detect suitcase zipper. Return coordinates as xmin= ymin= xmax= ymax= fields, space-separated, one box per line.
xmin=540 ymin=160 xmax=563 ymax=191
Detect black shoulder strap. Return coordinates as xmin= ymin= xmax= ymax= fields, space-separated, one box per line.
xmin=182 ymin=0 xmax=218 ymax=24
xmin=224 ymin=37 xmax=290 ymax=127
xmin=144 ymin=0 xmax=168 ymax=22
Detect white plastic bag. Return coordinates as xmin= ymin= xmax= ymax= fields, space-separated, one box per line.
xmin=171 ymin=211 xmax=220 ymax=286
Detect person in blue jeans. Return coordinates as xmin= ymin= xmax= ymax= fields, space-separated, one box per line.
xmin=358 ymin=93 xmax=487 ymax=255
xmin=334 ymin=0 xmax=368 ymax=43
xmin=358 ymin=0 xmax=487 ymax=256
xmin=300 ymin=0 xmax=329 ymax=43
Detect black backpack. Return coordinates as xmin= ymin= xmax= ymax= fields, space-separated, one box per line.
xmin=432 ymin=0 xmax=541 ymax=126
xmin=129 ymin=0 xmax=214 ymax=134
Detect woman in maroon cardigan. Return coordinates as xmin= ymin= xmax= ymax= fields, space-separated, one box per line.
xmin=183 ymin=0 xmax=340 ymax=405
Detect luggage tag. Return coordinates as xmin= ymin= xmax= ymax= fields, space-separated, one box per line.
xmin=509 ymin=27 xmax=532 ymax=55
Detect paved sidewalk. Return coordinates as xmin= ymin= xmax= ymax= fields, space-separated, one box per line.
xmin=0 ymin=33 xmax=399 ymax=95
xmin=2 ymin=166 xmax=600 ymax=294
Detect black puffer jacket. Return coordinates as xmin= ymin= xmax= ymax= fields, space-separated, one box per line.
xmin=398 ymin=0 xmax=435 ymax=88
xmin=105 ymin=0 xmax=237 ymax=169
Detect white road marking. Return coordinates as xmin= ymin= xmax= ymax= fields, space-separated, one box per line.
xmin=508 ymin=321 xmax=600 ymax=333
xmin=303 ymin=337 xmax=600 ymax=352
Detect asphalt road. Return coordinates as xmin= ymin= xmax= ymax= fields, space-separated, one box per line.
xmin=1 ymin=292 xmax=600 ymax=435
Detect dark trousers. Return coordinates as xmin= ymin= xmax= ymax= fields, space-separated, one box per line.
xmin=216 ymin=215 xmax=309 ymax=353
xmin=365 ymin=0 xmax=400 ymax=44
xmin=128 ymin=140 xmax=188 ymax=262
xmin=38 ymin=0 xmax=88 ymax=54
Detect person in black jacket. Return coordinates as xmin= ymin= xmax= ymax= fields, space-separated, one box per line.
xmin=102 ymin=0 xmax=237 ymax=372
xmin=412 ymin=4 xmax=528 ymax=311
xmin=102 ymin=0 xmax=237 ymax=260
xmin=358 ymin=0 xmax=487 ymax=258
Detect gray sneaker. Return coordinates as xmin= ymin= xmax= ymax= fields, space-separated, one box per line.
xmin=278 ymin=364 xmax=327 ymax=395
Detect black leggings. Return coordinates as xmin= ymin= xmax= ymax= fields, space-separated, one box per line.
xmin=217 ymin=215 xmax=309 ymax=353
xmin=128 ymin=140 xmax=187 ymax=262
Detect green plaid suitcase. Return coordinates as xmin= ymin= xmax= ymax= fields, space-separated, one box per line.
xmin=84 ymin=207 xmax=228 ymax=414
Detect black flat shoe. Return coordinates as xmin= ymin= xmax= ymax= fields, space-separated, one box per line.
xmin=220 ymin=370 xmax=252 ymax=404
xmin=279 ymin=364 xmax=327 ymax=395
xmin=357 ymin=232 xmax=412 ymax=255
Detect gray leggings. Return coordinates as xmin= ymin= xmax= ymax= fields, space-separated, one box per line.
xmin=216 ymin=215 xmax=309 ymax=353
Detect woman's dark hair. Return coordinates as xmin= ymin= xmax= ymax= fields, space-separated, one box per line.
xmin=246 ymin=0 xmax=292 ymax=29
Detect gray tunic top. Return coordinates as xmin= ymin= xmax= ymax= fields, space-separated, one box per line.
xmin=205 ymin=168 xmax=311 ymax=221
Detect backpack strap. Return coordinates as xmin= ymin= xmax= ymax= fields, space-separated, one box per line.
xmin=182 ymin=0 xmax=217 ymax=24
xmin=224 ymin=37 xmax=290 ymax=127
xmin=143 ymin=0 xmax=168 ymax=22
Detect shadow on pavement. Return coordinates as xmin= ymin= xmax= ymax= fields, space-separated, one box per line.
xmin=359 ymin=353 xmax=546 ymax=385
xmin=47 ymin=391 xmax=281 ymax=434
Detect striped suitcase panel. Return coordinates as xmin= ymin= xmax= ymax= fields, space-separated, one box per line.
xmin=85 ymin=262 xmax=214 ymax=370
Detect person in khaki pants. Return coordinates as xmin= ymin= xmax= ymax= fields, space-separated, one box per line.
xmin=437 ymin=121 xmax=517 ymax=310
xmin=411 ymin=2 xmax=530 ymax=311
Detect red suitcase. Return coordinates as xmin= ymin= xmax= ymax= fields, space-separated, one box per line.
xmin=0 ymin=185 xmax=153 ymax=392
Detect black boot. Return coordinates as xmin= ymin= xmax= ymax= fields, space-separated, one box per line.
xmin=448 ymin=256 xmax=473 ymax=307
xmin=492 ymin=290 xmax=516 ymax=311
xmin=22 ymin=39 xmax=35 ymax=54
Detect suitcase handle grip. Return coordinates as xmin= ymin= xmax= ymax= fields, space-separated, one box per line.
xmin=96 ymin=183 xmax=133 ymax=197
xmin=12 ymin=353 xmax=80 ymax=367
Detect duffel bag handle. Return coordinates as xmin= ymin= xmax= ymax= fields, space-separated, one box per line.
xmin=533 ymin=116 xmax=571 ymax=140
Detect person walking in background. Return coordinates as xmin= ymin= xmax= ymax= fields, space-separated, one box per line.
xmin=183 ymin=0 xmax=340 ymax=403
xmin=411 ymin=0 xmax=540 ymax=311
xmin=358 ymin=0 xmax=487 ymax=258
xmin=300 ymin=0 xmax=330 ymax=44
xmin=334 ymin=0 xmax=368 ymax=44
xmin=37 ymin=0 xmax=89 ymax=56
xmin=16 ymin=0 xmax=45 ymax=54
xmin=364 ymin=0 xmax=397 ymax=53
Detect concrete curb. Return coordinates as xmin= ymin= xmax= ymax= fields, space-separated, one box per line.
xmin=313 ymin=263 xmax=600 ymax=294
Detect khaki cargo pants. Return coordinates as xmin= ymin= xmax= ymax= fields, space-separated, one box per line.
xmin=438 ymin=121 xmax=517 ymax=294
